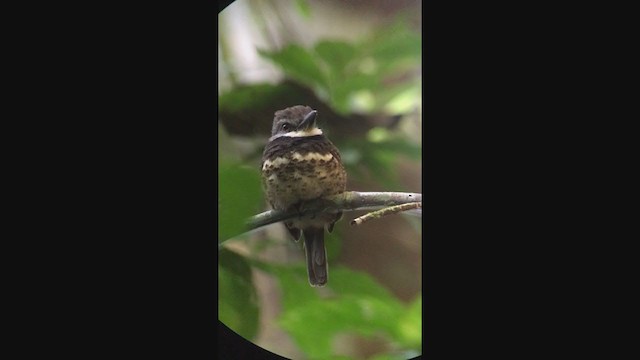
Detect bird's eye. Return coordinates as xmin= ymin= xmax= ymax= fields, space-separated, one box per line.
xmin=282 ymin=123 xmax=291 ymax=131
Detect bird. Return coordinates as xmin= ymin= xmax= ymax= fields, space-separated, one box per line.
xmin=261 ymin=105 xmax=347 ymax=287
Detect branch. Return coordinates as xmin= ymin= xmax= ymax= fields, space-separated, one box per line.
xmin=351 ymin=201 xmax=422 ymax=226
xmin=246 ymin=191 xmax=422 ymax=231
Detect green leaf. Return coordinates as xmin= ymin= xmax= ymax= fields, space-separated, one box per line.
xmin=219 ymin=83 xmax=283 ymax=114
xmin=331 ymin=73 xmax=380 ymax=113
xmin=279 ymin=296 xmax=402 ymax=358
xmin=366 ymin=21 xmax=421 ymax=68
xmin=258 ymin=45 xmax=329 ymax=90
xmin=270 ymin=262 xmax=320 ymax=311
xmin=314 ymin=40 xmax=357 ymax=77
xmin=327 ymin=267 xmax=400 ymax=303
xmin=395 ymin=295 xmax=422 ymax=350
xmin=344 ymin=134 xmax=421 ymax=188
xmin=373 ymin=79 xmax=421 ymax=113
xmin=218 ymin=162 xmax=263 ymax=242
xmin=275 ymin=266 xmax=406 ymax=358
xmin=373 ymin=138 xmax=422 ymax=161
xmin=218 ymin=248 xmax=260 ymax=340
xmin=383 ymin=80 xmax=422 ymax=114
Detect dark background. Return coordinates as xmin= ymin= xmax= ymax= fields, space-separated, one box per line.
xmin=9 ymin=0 xmax=611 ymax=358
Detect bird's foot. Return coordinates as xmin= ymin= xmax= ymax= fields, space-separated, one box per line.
xmin=294 ymin=201 xmax=316 ymax=219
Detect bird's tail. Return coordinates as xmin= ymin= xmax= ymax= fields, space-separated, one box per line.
xmin=302 ymin=228 xmax=328 ymax=287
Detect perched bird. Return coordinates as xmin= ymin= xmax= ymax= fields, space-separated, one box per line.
xmin=261 ymin=105 xmax=347 ymax=287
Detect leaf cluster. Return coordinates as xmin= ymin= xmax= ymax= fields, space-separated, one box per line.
xmin=257 ymin=19 xmax=421 ymax=115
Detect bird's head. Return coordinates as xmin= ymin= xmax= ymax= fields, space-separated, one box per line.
xmin=270 ymin=105 xmax=322 ymax=140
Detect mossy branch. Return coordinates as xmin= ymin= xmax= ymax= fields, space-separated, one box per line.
xmin=246 ymin=191 xmax=422 ymax=230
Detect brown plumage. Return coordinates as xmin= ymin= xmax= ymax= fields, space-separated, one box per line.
xmin=261 ymin=105 xmax=347 ymax=286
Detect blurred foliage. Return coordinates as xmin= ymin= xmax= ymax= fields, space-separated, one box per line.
xmin=219 ymin=248 xmax=260 ymax=340
xmin=251 ymin=259 xmax=422 ymax=359
xmin=218 ymin=162 xmax=262 ymax=242
xmin=219 ymin=8 xmax=421 ymax=359
xmin=341 ymin=127 xmax=422 ymax=189
xmin=257 ymin=18 xmax=420 ymax=115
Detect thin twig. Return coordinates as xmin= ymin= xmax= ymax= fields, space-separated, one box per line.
xmin=350 ymin=202 xmax=422 ymax=226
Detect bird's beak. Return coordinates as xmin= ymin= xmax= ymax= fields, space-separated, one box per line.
xmin=298 ymin=110 xmax=317 ymax=131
